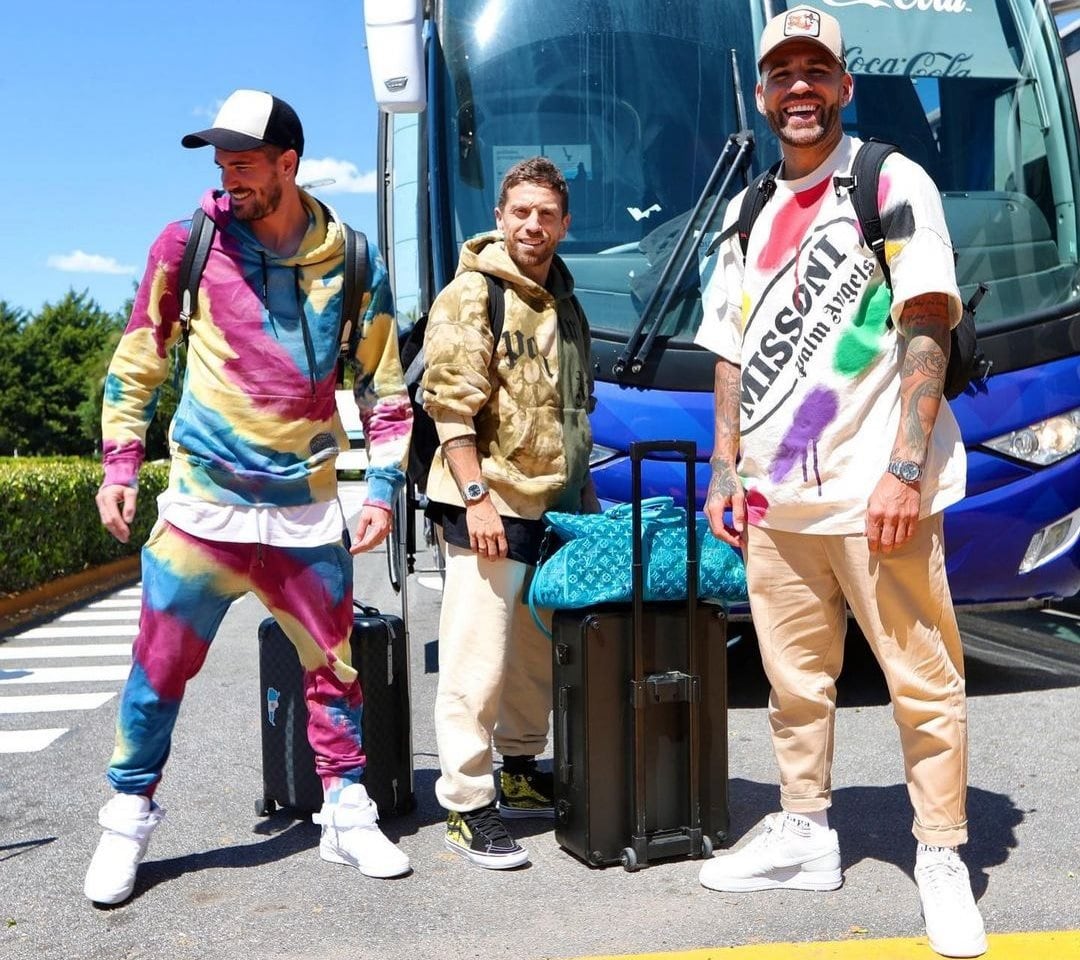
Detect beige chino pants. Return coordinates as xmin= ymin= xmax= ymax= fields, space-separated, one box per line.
xmin=745 ymin=514 xmax=969 ymax=847
xmin=433 ymin=539 xmax=553 ymax=812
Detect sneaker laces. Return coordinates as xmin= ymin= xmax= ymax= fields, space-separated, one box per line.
xmin=917 ymin=847 xmax=974 ymax=906
xmin=464 ymin=805 xmax=516 ymax=848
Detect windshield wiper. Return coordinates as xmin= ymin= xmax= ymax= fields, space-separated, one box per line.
xmin=613 ymin=48 xmax=756 ymax=378
xmin=612 ymin=129 xmax=755 ymax=378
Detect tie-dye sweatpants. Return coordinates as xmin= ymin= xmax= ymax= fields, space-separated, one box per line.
xmin=106 ymin=520 xmax=363 ymax=797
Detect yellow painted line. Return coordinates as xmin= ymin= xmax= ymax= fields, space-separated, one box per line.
xmin=572 ymin=930 xmax=1080 ymax=960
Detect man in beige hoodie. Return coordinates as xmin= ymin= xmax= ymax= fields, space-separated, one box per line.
xmin=422 ymin=156 xmax=597 ymax=868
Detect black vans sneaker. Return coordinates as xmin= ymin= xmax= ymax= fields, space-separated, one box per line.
xmin=498 ymin=760 xmax=555 ymax=819
xmin=445 ymin=803 xmax=529 ymax=869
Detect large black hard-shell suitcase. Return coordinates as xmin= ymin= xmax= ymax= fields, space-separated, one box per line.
xmin=552 ymin=440 xmax=729 ymax=870
xmin=256 ymin=601 xmax=414 ymax=819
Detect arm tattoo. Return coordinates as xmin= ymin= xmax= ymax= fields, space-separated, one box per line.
xmin=709 ymin=457 xmax=740 ymax=498
xmin=709 ymin=359 xmax=742 ymax=498
xmin=895 ymin=294 xmax=949 ymax=462
xmin=713 ymin=360 xmax=741 ymax=449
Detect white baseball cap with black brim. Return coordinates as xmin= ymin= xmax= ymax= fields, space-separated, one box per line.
xmin=182 ymin=89 xmax=304 ymax=156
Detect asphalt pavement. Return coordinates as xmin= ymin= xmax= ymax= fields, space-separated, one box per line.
xmin=1 ymin=482 xmax=1079 ymax=960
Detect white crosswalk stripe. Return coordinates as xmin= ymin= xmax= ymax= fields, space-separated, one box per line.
xmin=0 ymin=644 xmax=132 ymax=661
xmin=58 ymin=610 xmax=141 ymax=622
xmin=0 ymin=729 xmax=67 ymax=752
xmin=0 ymin=665 xmax=132 ymax=685
xmin=0 ymin=583 xmax=140 ymax=752
xmin=14 ymin=624 xmax=139 ymax=640
xmin=0 ymin=692 xmax=116 ymax=713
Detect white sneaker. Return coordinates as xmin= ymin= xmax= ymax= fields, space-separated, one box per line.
xmin=83 ymin=794 xmax=165 ymax=905
xmin=314 ymin=783 xmax=410 ymax=878
xmin=699 ymin=813 xmax=842 ymax=892
xmin=915 ymin=844 xmax=987 ymax=958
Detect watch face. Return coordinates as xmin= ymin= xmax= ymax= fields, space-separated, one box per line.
xmin=464 ymin=482 xmax=486 ymax=502
xmin=892 ymin=460 xmax=920 ymax=482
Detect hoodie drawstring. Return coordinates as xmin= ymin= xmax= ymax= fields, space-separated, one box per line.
xmin=295 ymin=266 xmax=318 ymax=398
xmin=258 ymin=254 xmax=318 ymax=399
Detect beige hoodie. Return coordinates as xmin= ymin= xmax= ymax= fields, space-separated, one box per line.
xmin=421 ymin=232 xmax=593 ymax=519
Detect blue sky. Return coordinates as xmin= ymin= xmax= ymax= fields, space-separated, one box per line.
xmin=0 ymin=0 xmax=380 ymax=318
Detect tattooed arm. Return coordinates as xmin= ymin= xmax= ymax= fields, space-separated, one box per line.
xmin=704 ymin=358 xmax=747 ymax=548
xmin=866 ymin=292 xmax=951 ymax=554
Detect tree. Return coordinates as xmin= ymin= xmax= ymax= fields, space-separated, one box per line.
xmin=5 ymin=291 xmax=123 ymax=455
xmin=78 ymin=290 xmax=182 ymax=462
xmin=0 ymin=301 xmax=29 ymax=454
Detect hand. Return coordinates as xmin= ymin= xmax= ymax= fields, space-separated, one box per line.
xmin=865 ymin=473 xmax=921 ymax=553
xmin=704 ymin=459 xmax=746 ymax=549
xmin=466 ymin=497 xmax=508 ymax=559
xmin=96 ymin=484 xmax=138 ymax=543
xmin=350 ymin=504 xmax=392 ymax=554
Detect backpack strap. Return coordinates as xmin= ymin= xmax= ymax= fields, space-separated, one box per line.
xmin=835 ymin=139 xmax=897 ymax=286
xmin=337 ymin=223 xmax=369 ymax=384
xmin=736 ymin=160 xmax=783 ymax=259
xmin=483 ymin=273 xmax=506 ymax=348
xmin=177 ymin=208 xmax=216 ymax=347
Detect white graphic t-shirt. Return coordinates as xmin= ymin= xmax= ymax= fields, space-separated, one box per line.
xmin=696 ymin=136 xmax=966 ymax=534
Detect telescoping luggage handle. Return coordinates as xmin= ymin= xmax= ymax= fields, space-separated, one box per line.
xmin=628 ymin=439 xmax=703 ymax=861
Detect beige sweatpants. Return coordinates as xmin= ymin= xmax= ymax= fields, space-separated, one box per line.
xmin=433 ymin=539 xmax=553 ymax=812
xmin=745 ymin=514 xmax=969 ymax=847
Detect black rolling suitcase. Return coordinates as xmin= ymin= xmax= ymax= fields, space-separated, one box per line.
xmin=256 ymin=600 xmax=414 ymax=819
xmin=552 ymin=440 xmax=729 ymax=870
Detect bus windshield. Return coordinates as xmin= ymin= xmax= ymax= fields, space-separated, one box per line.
xmin=435 ymin=0 xmax=1080 ymax=352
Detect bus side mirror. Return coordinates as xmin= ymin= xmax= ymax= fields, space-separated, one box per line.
xmin=364 ymin=0 xmax=426 ymax=114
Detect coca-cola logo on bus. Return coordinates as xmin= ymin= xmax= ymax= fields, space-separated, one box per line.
xmin=846 ymin=46 xmax=972 ymax=77
xmin=822 ymin=0 xmax=969 ymax=12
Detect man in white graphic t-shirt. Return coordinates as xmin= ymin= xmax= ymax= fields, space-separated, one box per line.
xmin=694 ymin=7 xmax=985 ymax=957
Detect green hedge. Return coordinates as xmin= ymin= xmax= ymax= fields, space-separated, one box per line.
xmin=0 ymin=457 xmax=169 ymax=595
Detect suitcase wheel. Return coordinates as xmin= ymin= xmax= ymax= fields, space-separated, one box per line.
xmin=620 ymin=847 xmax=640 ymax=872
xmin=255 ymin=797 xmax=277 ymax=817
xmin=701 ymin=834 xmax=714 ymax=859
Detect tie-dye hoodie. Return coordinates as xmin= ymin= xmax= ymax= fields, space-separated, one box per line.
xmin=101 ymin=188 xmax=411 ymax=509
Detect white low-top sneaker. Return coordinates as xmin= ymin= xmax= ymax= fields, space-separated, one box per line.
xmin=699 ymin=812 xmax=842 ymax=892
xmin=84 ymin=794 xmax=165 ymax=905
xmin=915 ymin=844 xmax=988 ymax=958
xmin=315 ymin=783 xmax=410 ymax=879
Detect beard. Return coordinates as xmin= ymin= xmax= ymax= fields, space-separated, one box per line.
xmin=507 ymin=235 xmax=557 ymax=273
xmin=766 ymin=102 xmax=841 ymax=149
xmin=232 ymin=177 xmax=283 ymax=222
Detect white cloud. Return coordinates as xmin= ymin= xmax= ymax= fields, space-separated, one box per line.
xmin=298 ymin=157 xmax=377 ymax=194
xmin=47 ymin=251 xmax=137 ymax=275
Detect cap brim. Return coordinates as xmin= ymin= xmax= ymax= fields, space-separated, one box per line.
xmin=181 ymin=128 xmax=268 ymax=151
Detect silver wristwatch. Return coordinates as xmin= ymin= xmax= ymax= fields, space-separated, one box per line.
xmin=462 ymin=480 xmax=490 ymax=504
xmin=887 ymin=459 xmax=922 ymax=485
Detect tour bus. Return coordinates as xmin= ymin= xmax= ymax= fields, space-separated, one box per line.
xmin=365 ymin=0 xmax=1080 ymax=607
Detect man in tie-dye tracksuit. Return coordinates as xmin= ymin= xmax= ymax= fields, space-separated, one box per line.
xmin=694 ymin=8 xmax=985 ymax=959
xmin=84 ymin=90 xmax=413 ymax=905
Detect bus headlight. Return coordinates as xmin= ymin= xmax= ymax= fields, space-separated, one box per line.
xmin=589 ymin=443 xmax=619 ymax=467
xmin=1019 ymin=507 xmax=1080 ymax=574
xmin=983 ymin=408 xmax=1080 ymax=466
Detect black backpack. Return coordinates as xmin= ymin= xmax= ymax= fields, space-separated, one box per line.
xmin=399 ymin=274 xmax=507 ymax=492
xmin=175 ymin=206 xmax=368 ymax=386
xmin=736 ymin=140 xmax=990 ymax=399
